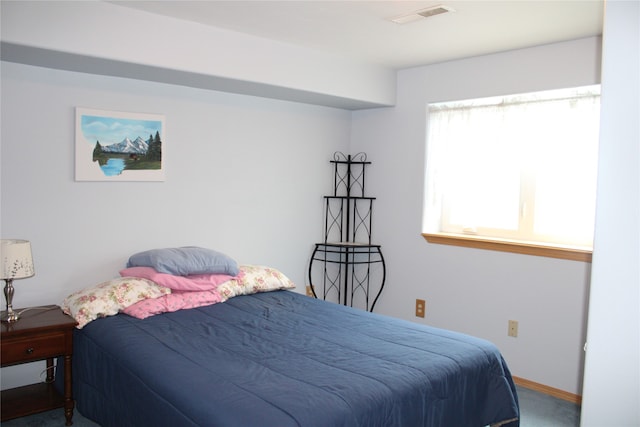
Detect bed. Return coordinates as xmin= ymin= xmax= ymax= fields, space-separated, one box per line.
xmin=68 ymin=290 xmax=517 ymax=427
xmin=60 ymin=248 xmax=519 ymax=426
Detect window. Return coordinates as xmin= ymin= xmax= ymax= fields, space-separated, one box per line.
xmin=423 ymin=86 xmax=600 ymax=257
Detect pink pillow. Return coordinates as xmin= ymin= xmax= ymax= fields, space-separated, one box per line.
xmin=120 ymin=266 xmax=235 ymax=291
xmin=122 ymin=289 xmax=225 ymax=319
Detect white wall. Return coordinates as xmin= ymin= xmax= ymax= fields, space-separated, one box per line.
xmin=1 ymin=0 xmax=395 ymax=109
xmin=581 ymin=1 xmax=640 ymax=425
xmin=0 ymin=61 xmax=350 ymax=389
xmin=351 ymin=37 xmax=601 ymax=396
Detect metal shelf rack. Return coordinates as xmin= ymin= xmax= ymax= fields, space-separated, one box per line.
xmin=308 ymin=152 xmax=385 ymax=312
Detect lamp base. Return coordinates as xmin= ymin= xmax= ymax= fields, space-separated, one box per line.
xmin=2 ymin=279 xmax=19 ymax=323
xmin=1 ymin=309 xmax=19 ymax=323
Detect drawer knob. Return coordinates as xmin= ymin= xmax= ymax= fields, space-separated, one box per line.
xmin=25 ymin=347 xmax=34 ymax=354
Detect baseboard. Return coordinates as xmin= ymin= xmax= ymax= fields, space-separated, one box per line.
xmin=512 ymin=376 xmax=582 ymax=405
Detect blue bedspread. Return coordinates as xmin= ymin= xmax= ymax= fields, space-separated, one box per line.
xmin=73 ymin=290 xmax=519 ymax=427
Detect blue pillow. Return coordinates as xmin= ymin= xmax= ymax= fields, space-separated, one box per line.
xmin=127 ymin=247 xmax=239 ymax=276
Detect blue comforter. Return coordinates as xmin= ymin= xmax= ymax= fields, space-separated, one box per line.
xmin=73 ymin=290 xmax=519 ymax=426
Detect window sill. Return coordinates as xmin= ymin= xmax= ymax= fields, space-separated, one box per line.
xmin=421 ymin=233 xmax=592 ymax=262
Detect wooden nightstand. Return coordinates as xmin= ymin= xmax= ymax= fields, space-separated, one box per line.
xmin=1 ymin=305 xmax=77 ymax=425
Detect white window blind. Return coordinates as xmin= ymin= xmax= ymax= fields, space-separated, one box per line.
xmin=424 ymin=86 xmax=601 ymax=249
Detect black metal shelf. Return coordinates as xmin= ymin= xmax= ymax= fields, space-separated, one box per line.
xmin=324 ymin=196 xmax=376 ymax=199
xmin=308 ymin=152 xmax=385 ymax=312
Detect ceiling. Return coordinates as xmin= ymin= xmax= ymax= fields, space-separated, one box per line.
xmin=110 ymin=0 xmax=604 ymax=70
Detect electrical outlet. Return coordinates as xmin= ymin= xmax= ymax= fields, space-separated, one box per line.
xmin=415 ymin=299 xmax=426 ymax=318
xmin=508 ymin=320 xmax=518 ymax=337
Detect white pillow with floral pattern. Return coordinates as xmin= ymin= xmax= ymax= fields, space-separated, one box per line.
xmin=217 ymin=265 xmax=295 ymax=299
xmin=62 ymin=277 xmax=171 ymax=329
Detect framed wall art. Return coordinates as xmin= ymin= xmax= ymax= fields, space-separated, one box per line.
xmin=75 ymin=108 xmax=165 ymax=181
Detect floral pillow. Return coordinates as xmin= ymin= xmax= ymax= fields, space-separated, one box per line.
xmin=217 ymin=265 xmax=295 ymax=297
xmin=216 ymin=279 xmax=244 ymax=300
xmin=61 ymin=277 xmax=171 ymax=329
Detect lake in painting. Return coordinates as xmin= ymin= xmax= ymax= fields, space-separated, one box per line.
xmin=100 ymin=158 xmax=126 ymax=176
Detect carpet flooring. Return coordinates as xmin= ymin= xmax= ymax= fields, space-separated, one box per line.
xmin=2 ymin=385 xmax=580 ymax=426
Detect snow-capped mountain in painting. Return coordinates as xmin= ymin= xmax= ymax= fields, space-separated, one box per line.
xmin=101 ymin=136 xmax=149 ymax=154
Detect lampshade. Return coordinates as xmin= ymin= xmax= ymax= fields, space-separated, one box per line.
xmin=1 ymin=239 xmax=35 ymax=280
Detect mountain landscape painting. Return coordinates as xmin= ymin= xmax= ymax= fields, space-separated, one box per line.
xmin=75 ymin=108 xmax=165 ymax=181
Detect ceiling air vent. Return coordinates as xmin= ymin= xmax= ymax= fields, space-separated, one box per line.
xmin=390 ymin=5 xmax=456 ymax=24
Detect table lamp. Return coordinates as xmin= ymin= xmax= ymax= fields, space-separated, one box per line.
xmin=1 ymin=239 xmax=35 ymax=323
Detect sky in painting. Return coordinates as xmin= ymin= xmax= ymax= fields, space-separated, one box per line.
xmin=81 ymin=114 xmax=163 ymax=147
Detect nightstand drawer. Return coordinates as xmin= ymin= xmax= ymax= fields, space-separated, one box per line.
xmin=1 ymin=332 xmax=67 ymax=365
